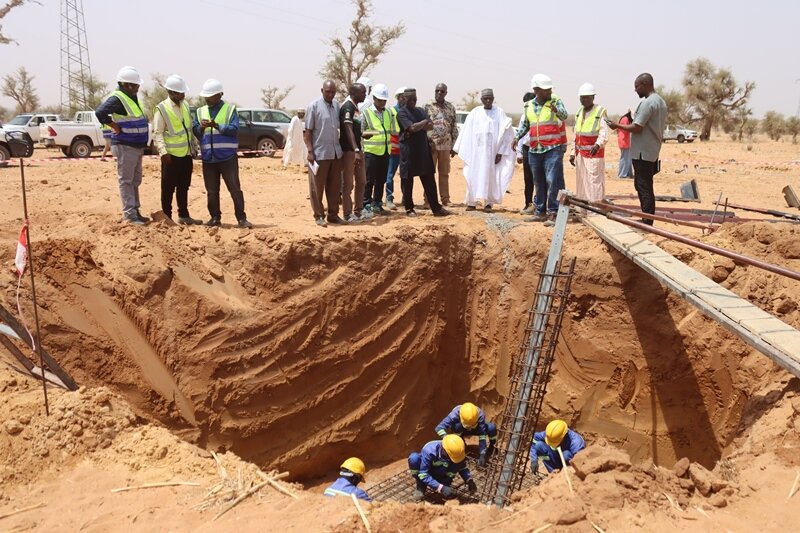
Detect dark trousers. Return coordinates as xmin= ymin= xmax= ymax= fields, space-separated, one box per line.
xmin=161 ymin=155 xmax=193 ymax=219
xmin=522 ymin=144 xmax=533 ymax=207
xmin=364 ymin=153 xmax=390 ymax=207
xmin=633 ymin=158 xmax=656 ymax=225
xmin=202 ymin=156 xmax=246 ymax=221
xmin=403 ymin=173 xmax=442 ymax=213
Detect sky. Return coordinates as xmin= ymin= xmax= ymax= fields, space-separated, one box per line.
xmin=1 ymin=0 xmax=798 ymax=119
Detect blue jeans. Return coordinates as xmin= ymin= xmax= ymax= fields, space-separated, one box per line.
xmin=618 ymin=148 xmax=632 ymax=178
xmin=528 ymin=147 xmax=565 ymax=215
xmin=386 ymin=154 xmax=400 ymax=201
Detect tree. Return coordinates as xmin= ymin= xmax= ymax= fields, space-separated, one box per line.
xmin=461 ymin=90 xmax=479 ymax=111
xmin=682 ymin=57 xmax=755 ymax=141
xmin=66 ymin=74 xmax=108 ymax=115
xmin=320 ymin=0 xmax=405 ymax=97
xmin=138 ymin=73 xmax=168 ymax=119
xmin=786 ymin=116 xmax=800 ymax=144
xmin=0 ymin=0 xmax=36 ymax=45
xmin=742 ymin=117 xmax=759 ymax=139
xmin=657 ymin=86 xmax=689 ymax=125
xmin=761 ymin=111 xmax=786 ymax=141
xmin=722 ymin=106 xmax=755 ymax=142
xmin=2 ymin=66 xmax=39 ymax=113
xmin=260 ymin=85 xmax=294 ymax=109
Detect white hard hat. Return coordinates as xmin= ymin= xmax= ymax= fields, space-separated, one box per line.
xmin=199 ymin=78 xmax=224 ymax=97
xmin=578 ymin=82 xmax=596 ymax=96
xmin=356 ymin=76 xmax=372 ymax=88
xmin=116 ymin=66 xmax=143 ymax=85
xmin=371 ymin=83 xmax=389 ymax=100
xmin=531 ymin=73 xmax=553 ymax=90
xmin=395 ymin=86 xmax=406 ymax=96
xmin=162 ymin=74 xmax=189 ymax=93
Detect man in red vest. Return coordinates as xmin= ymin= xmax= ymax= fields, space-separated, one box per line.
xmin=569 ymin=83 xmax=608 ymax=205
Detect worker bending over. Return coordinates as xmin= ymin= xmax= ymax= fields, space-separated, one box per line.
xmin=435 ymin=402 xmax=497 ymax=467
xmin=408 ymin=435 xmax=477 ymax=501
xmin=530 ymin=419 xmax=586 ymax=474
xmin=323 ymin=457 xmax=371 ymax=501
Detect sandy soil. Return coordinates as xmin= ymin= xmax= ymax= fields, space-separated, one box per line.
xmin=0 ymin=134 xmax=799 ymax=531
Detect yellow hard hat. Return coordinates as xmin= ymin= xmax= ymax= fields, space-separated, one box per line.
xmin=545 ymin=420 xmax=568 ymax=449
xmin=442 ymin=434 xmax=466 ymax=463
xmin=459 ymin=402 xmax=479 ymax=429
xmin=340 ymin=457 xmax=366 ymax=479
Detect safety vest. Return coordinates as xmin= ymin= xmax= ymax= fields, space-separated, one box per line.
xmin=111 ymin=89 xmax=148 ymax=145
xmin=156 ymin=99 xmax=193 ymax=157
xmin=574 ymin=105 xmax=606 ymax=158
xmin=362 ymin=106 xmax=398 ymax=156
xmin=197 ymin=102 xmax=238 ymax=161
xmin=525 ymin=95 xmax=567 ymax=149
xmin=101 ymin=123 xmax=113 ymax=139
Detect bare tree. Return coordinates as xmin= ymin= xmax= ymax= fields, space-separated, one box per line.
xmin=0 ymin=103 xmax=8 ymax=122
xmin=461 ymin=90 xmax=480 ymax=111
xmin=682 ymin=57 xmax=755 ymax=141
xmin=260 ymin=85 xmax=294 ymax=109
xmin=66 ymin=74 xmax=108 ymax=115
xmin=786 ymin=116 xmax=800 ymax=144
xmin=2 ymin=66 xmax=39 ymax=113
xmin=320 ymin=0 xmax=405 ymax=97
xmin=761 ymin=111 xmax=786 ymax=141
xmin=0 ymin=0 xmax=37 ymax=45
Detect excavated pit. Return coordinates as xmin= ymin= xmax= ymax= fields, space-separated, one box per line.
xmin=16 ymin=217 xmax=798 ymax=481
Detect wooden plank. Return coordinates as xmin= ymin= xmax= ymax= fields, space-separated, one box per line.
xmin=0 ymin=303 xmax=78 ymax=390
xmin=584 ymin=216 xmax=800 ymax=378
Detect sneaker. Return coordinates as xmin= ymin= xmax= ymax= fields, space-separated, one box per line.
xmin=358 ymin=210 xmax=374 ymax=221
xmin=372 ymin=206 xmax=388 ymax=216
xmin=315 ymin=217 xmax=327 ymax=227
xmin=406 ymin=210 xmax=418 ymax=217
xmin=178 ymin=217 xmax=203 ymax=225
xmin=136 ymin=211 xmax=151 ymax=223
xmin=206 ymin=217 xmax=221 ymax=227
xmin=237 ymin=219 xmax=254 ymax=228
xmin=345 ymin=213 xmax=360 ymax=223
xmin=520 ymin=204 xmax=536 ymax=215
xmin=543 ymin=214 xmax=557 ymax=227
xmin=327 ymin=215 xmax=346 ymax=224
xmin=484 ymin=204 xmax=493 ymax=212
xmin=466 ymin=205 xmax=477 ymax=211
xmin=126 ymin=217 xmax=146 ymax=226
xmin=433 ymin=208 xmax=452 ymax=217
xmin=386 ymin=199 xmax=397 ymax=210
xmin=524 ymin=213 xmax=547 ymax=223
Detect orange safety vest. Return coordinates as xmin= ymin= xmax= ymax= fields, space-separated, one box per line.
xmin=574 ymin=105 xmax=606 ymax=159
xmin=525 ymin=95 xmax=567 ymax=149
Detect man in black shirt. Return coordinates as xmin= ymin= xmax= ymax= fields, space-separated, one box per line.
xmin=340 ymin=83 xmax=367 ymax=223
xmin=396 ymin=88 xmax=450 ymax=217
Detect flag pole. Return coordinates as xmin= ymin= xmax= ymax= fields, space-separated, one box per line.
xmin=19 ymin=159 xmax=50 ymax=416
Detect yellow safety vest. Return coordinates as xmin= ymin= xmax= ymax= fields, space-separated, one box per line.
xmin=574 ymin=105 xmax=606 ymax=158
xmin=525 ymin=94 xmax=568 ymax=148
xmin=362 ymin=106 xmax=398 ymax=156
xmin=156 ymin=99 xmax=193 ymax=157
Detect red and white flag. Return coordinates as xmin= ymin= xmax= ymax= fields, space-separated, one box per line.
xmin=15 ymin=224 xmax=28 ymax=277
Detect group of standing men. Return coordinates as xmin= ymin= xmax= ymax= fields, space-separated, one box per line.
xmin=96 ymin=66 xmax=253 ymax=229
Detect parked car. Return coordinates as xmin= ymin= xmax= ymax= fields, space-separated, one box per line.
xmin=3 ymin=113 xmax=61 ymax=142
xmin=456 ymin=111 xmax=469 ymax=133
xmin=40 ymin=111 xmax=153 ymax=157
xmin=0 ymin=127 xmax=35 ymax=165
xmin=663 ymin=125 xmax=697 ymax=143
xmin=236 ymin=109 xmax=286 ymax=156
xmin=237 ymin=108 xmax=292 ymax=137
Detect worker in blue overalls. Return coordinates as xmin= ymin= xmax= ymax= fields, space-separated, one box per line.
xmin=530 ymin=419 xmax=586 ymax=474
xmin=408 ymin=435 xmax=477 ymax=502
xmin=323 ymin=457 xmax=371 ymax=501
xmin=435 ymin=402 xmax=497 ymax=467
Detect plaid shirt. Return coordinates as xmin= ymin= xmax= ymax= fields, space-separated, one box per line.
xmin=425 ymin=100 xmax=459 ymax=151
xmin=515 ymin=97 xmax=568 ymax=154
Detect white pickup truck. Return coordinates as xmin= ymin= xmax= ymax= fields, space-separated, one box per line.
xmin=39 ymin=111 xmax=106 ymax=157
xmin=3 ymin=113 xmax=62 ymax=142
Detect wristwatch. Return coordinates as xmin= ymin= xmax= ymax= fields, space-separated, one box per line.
xmin=354 ymin=148 xmax=361 ymax=152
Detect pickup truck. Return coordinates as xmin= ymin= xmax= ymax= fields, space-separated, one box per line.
xmin=3 ymin=113 xmax=62 ymax=142
xmin=663 ymin=125 xmax=697 ymax=143
xmin=40 ymin=111 xmax=154 ymax=157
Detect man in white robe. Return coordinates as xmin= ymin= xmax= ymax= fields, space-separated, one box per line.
xmin=282 ymin=109 xmax=308 ymax=167
xmin=453 ymin=89 xmax=515 ymax=211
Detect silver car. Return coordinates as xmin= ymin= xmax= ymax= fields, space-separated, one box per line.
xmin=236 ymin=109 xmax=292 ymax=137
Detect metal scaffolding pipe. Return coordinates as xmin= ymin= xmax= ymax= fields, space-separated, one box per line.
xmin=582 ymin=199 xmax=715 ymax=230
xmin=563 ymin=196 xmax=800 ymax=283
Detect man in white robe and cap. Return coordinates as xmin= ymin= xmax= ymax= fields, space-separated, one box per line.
xmin=453 ymin=89 xmax=515 ymax=211
xmin=356 ymin=76 xmax=373 ymax=113
xmin=282 ymin=109 xmax=308 ymax=167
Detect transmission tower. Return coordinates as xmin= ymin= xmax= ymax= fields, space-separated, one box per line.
xmin=60 ymin=0 xmax=92 ymax=116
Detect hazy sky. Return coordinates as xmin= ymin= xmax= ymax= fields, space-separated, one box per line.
xmin=1 ymin=0 xmax=798 ymax=119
